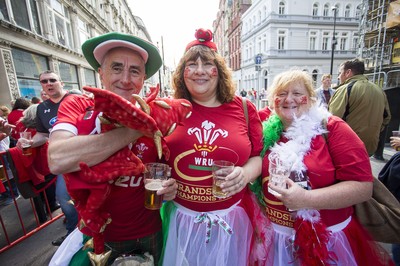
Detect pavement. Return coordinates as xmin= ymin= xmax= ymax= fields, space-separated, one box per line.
xmin=0 ymin=147 xmax=397 ymax=265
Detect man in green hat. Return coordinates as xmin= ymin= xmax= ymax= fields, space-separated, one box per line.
xmin=48 ymin=32 xmax=177 ymax=266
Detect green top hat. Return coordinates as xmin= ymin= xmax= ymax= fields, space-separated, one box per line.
xmin=82 ymin=32 xmax=162 ymax=79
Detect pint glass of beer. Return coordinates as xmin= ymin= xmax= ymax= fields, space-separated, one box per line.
xmin=20 ymin=131 xmax=33 ymax=156
xmin=144 ymin=163 xmax=170 ymax=210
xmin=212 ymin=160 xmax=234 ymax=199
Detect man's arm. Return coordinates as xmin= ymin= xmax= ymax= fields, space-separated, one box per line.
xmin=48 ymin=127 xmax=143 ymax=174
xmin=32 ymin=132 xmax=48 ymax=147
xmin=16 ymin=130 xmax=48 ymax=150
xmin=328 ymin=86 xmax=347 ymax=118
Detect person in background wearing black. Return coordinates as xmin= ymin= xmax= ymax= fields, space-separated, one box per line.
xmin=16 ymin=70 xmax=78 ymax=246
xmin=373 ymin=92 xmax=391 ymax=160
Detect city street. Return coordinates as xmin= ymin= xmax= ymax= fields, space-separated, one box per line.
xmin=0 ymin=147 xmax=396 ymax=266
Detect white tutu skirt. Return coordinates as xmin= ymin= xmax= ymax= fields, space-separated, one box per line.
xmin=162 ymin=201 xmax=252 ymax=266
xmin=49 ymin=228 xmax=84 ymax=266
xmin=272 ymin=216 xmax=357 ymax=266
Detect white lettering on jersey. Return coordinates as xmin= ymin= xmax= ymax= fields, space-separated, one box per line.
xmin=194 ymin=157 xmax=213 ymax=166
xmin=44 ymin=109 xmax=51 ymax=113
xmin=112 ymin=176 xmax=142 ymax=188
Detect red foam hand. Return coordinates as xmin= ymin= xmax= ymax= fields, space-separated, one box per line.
xmin=139 ymin=85 xmax=192 ymax=159
xmin=84 ymin=86 xmax=159 ymax=137
xmin=79 ymin=147 xmax=144 ymax=183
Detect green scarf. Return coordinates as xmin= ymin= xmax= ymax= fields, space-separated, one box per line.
xmin=249 ymin=114 xmax=283 ymax=205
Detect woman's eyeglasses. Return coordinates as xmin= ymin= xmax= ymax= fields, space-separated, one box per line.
xmin=40 ymin=78 xmax=58 ymax=84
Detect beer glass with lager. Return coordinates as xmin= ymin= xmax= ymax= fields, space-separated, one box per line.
xmin=212 ymin=160 xmax=234 ymax=199
xmin=20 ymin=131 xmax=33 ymax=155
xmin=144 ymin=163 xmax=170 ymax=210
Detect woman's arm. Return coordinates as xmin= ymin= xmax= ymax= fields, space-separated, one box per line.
xmin=270 ymin=179 xmax=372 ymax=211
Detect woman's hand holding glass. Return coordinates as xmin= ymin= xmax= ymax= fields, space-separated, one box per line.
xmin=268 ymin=178 xmax=309 ymax=211
xmin=218 ymin=165 xmax=248 ymax=197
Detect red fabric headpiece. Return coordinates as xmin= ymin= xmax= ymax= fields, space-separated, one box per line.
xmin=185 ymin=28 xmax=218 ymax=52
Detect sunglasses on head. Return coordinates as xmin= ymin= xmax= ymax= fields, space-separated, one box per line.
xmin=39 ymin=78 xmax=58 ymax=84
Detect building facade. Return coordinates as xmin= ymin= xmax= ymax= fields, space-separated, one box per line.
xmin=0 ymin=0 xmax=157 ymax=108
xmin=239 ymin=0 xmax=362 ymax=108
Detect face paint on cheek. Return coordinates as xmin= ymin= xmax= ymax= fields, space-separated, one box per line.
xmin=300 ymin=96 xmax=308 ymax=105
xmin=210 ymin=67 xmax=218 ymax=77
xmin=274 ymin=97 xmax=282 ymax=107
xmin=184 ymin=67 xmax=191 ymax=78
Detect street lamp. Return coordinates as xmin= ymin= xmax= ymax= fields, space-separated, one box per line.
xmin=330 ymin=6 xmax=338 ymax=76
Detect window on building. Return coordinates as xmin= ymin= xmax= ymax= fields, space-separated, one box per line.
xmin=78 ymin=17 xmax=90 ymax=47
xmin=345 ymin=4 xmax=351 ymax=17
xmin=263 ymin=6 xmax=267 ymax=20
xmin=279 ymin=2 xmax=285 ymax=15
xmin=83 ymin=68 xmax=97 ymax=87
xmin=340 ymin=33 xmax=348 ymax=50
xmin=356 ymin=4 xmax=362 ymax=18
xmin=309 ymin=31 xmax=317 ymax=50
xmin=58 ymin=61 xmax=79 ymax=90
xmin=11 ymin=0 xmax=30 ymax=30
xmin=323 ymin=4 xmax=329 ymax=17
xmin=7 ymin=0 xmax=41 ymax=33
xmin=0 ymin=0 xmax=9 ymax=21
xmin=30 ymin=0 xmax=41 ymax=34
xmin=12 ymin=48 xmax=49 ymax=98
xmin=322 ymin=32 xmax=329 ymax=50
xmin=312 ymin=70 xmax=318 ymax=86
xmin=312 ymin=3 xmax=319 ymax=16
xmin=278 ymin=30 xmax=286 ymax=50
xmin=263 ymin=38 xmax=267 ymax=53
xmin=50 ymin=0 xmax=73 ymax=48
xmin=353 ymin=33 xmax=359 ymax=49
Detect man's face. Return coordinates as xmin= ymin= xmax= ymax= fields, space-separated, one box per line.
xmin=99 ymin=48 xmax=146 ymax=100
xmin=338 ymin=66 xmax=352 ymax=84
xmin=39 ymin=73 xmax=64 ymax=100
xmin=322 ymin=77 xmax=332 ymax=89
xmin=40 ymin=90 xmax=49 ymax=101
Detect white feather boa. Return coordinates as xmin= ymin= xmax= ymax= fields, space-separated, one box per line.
xmin=269 ymin=104 xmax=335 ymax=265
xmin=270 ymin=104 xmax=331 ymax=175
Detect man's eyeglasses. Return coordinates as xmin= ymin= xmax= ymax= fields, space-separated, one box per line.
xmin=39 ymin=78 xmax=58 ymax=84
